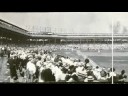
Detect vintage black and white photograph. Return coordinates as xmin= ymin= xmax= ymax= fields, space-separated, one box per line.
xmin=0 ymin=12 xmax=125 ymax=83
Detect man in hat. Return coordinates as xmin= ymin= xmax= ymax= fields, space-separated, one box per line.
xmin=76 ymin=64 xmax=87 ymax=82
xmin=0 ymin=47 xmax=4 ymax=57
xmin=118 ymin=70 xmax=127 ymax=83
xmin=40 ymin=68 xmax=55 ymax=82
xmin=84 ymin=76 xmax=94 ymax=82
xmin=7 ymin=47 xmax=11 ymax=58
xmin=87 ymin=65 xmax=97 ymax=80
xmin=100 ymin=68 xmax=107 ymax=79
xmin=84 ymin=58 xmax=90 ymax=69
xmin=7 ymin=55 xmax=18 ymax=82
xmin=26 ymin=57 xmax=36 ymax=82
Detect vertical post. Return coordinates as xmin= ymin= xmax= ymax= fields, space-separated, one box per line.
xmin=66 ymin=39 xmax=67 ymax=50
xmin=1 ymin=33 xmax=3 ymax=46
xmin=107 ymin=39 xmax=108 ymax=45
xmin=28 ymin=39 xmax=30 ymax=47
xmin=121 ymin=39 xmax=122 ymax=45
xmin=80 ymin=39 xmax=81 ymax=49
xmin=49 ymin=39 xmax=50 ymax=45
xmin=93 ymin=38 xmax=95 ymax=50
xmin=54 ymin=38 xmax=56 ymax=45
xmin=87 ymin=39 xmax=89 ymax=50
xmin=112 ymin=18 xmax=114 ymax=84
xmin=60 ymin=39 xmax=61 ymax=46
xmin=36 ymin=39 xmax=37 ymax=46
xmin=43 ymin=39 xmax=44 ymax=45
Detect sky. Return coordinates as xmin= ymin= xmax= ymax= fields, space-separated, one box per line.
xmin=0 ymin=12 xmax=127 ymax=34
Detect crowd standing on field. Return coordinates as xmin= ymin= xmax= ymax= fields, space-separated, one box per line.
xmin=0 ymin=44 xmax=127 ymax=83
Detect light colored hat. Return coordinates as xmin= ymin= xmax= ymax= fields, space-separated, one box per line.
xmin=10 ymin=55 xmax=14 ymax=58
xmin=87 ymin=76 xmax=94 ymax=81
xmin=102 ymin=68 xmax=106 ymax=70
xmin=28 ymin=55 xmax=33 ymax=58
xmin=28 ymin=57 xmax=33 ymax=61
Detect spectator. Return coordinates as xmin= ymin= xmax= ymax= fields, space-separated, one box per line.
xmin=84 ymin=76 xmax=94 ymax=82
xmin=7 ymin=55 xmax=18 ymax=82
xmin=26 ymin=58 xmax=36 ymax=82
xmin=84 ymin=58 xmax=90 ymax=69
xmin=118 ymin=70 xmax=127 ymax=82
xmin=5 ymin=44 xmax=123 ymax=83
xmin=100 ymin=68 xmax=107 ymax=79
xmin=40 ymin=68 xmax=55 ymax=82
xmin=108 ymin=68 xmax=118 ymax=83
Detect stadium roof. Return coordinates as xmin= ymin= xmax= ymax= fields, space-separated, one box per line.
xmin=0 ymin=19 xmax=30 ymax=37
xmin=1 ymin=18 xmax=128 ymax=40
xmin=0 ymin=19 xmax=28 ymax=32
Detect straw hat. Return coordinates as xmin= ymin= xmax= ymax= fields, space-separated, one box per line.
xmin=87 ymin=76 xmax=94 ymax=81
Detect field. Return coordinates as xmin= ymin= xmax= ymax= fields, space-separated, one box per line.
xmin=53 ymin=49 xmax=112 ymax=68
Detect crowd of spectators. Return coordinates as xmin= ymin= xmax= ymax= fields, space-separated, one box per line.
xmin=0 ymin=44 xmax=126 ymax=83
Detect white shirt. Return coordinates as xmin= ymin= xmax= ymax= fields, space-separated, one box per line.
xmin=41 ymin=54 xmax=46 ymax=60
xmin=76 ymin=67 xmax=85 ymax=73
xmin=36 ymin=61 xmax=42 ymax=67
xmin=93 ymin=70 xmax=101 ymax=80
xmin=20 ymin=54 xmax=27 ymax=60
xmin=27 ymin=61 xmax=36 ymax=74
xmin=64 ymin=58 xmax=74 ymax=66
xmin=110 ymin=72 xmax=116 ymax=77
xmin=55 ymin=72 xmax=67 ymax=82
xmin=61 ymin=57 xmax=66 ymax=63
xmin=76 ymin=62 xmax=84 ymax=66
xmin=2 ymin=47 xmax=4 ymax=50
xmin=53 ymin=67 xmax=64 ymax=82
xmin=76 ymin=67 xmax=87 ymax=78
xmin=38 ymin=67 xmax=45 ymax=82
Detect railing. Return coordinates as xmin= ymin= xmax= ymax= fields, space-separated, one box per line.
xmin=28 ymin=32 xmax=128 ymax=37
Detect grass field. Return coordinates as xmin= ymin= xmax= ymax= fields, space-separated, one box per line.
xmin=53 ymin=49 xmax=112 ymax=68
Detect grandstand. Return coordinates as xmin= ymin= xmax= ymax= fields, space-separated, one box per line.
xmin=0 ymin=19 xmax=112 ymax=45
xmin=1 ymin=18 xmax=128 ymax=46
